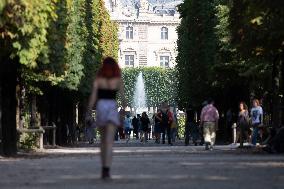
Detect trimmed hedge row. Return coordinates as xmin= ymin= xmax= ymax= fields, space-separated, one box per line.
xmin=121 ymin=67 xmax=178 ymax=108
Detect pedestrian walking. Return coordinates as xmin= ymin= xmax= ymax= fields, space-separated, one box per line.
xmin=86 ymin=122 xmax=95 ymax=144
xmin=123 ymin=114 xmax=131 ymax=143
xmin=200 ymin=98 xmax=219 ymax=150
xmin=132 ymin=116 xmax=139 ymax=139
xmin=154 ymin=109 xmax=162 ymax=143
xmin=147 ymin=118 xmax=152 ymax=140
xmin=86 ymin=57 xmax=126 ymax=180
xmin=199 ymin=101 xmax=208 ymax=146
xmin=250 ymin=99 xmax=263 ymax=146
xmin=171 ymin=113 xmax=178 ymax=143
xmin=118 ymin=109 xmax=126 ymax=139
xmin=137 ymin=114 xmax=143 ymax=140
xmin=161 ymin=103 xmax=173 ymax=145
xmin=140 ymin=112 xmax=150 ymax=143
xmin=185 ymin=108 xmax=199 ymax=146
xmin=75 ymin=123 xmax=81 ymax=142
xmin=225 ymin=109 xmax=233 ymax=143
xmin=237 ymin=102 xmax=250 ymax=147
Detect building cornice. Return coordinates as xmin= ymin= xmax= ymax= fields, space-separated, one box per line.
xmin=115 ymin=19 xmax=180 ymax=25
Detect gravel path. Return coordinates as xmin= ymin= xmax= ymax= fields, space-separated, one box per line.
xmin=0 ymin=142 xmax=284 ymax=189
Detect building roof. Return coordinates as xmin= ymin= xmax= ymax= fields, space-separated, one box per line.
xmin=106 ymin=0 xmax=182 ymax=22
xmin=119 ymin=0 xmax=183 ymax=15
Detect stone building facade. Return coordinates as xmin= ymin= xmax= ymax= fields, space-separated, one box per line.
xmin=104 ymin=0 xmax=182 ymax=68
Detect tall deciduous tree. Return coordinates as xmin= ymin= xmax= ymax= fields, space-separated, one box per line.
xmin=0 ymin=0 xmax=56 ymax=155
xmin=229 ymin=0 xmax=284 ymax=128
xmin=0 ymin=0 xmax=119 ymax=153
xmin=176 ymin=0 xmax=218 ymax=108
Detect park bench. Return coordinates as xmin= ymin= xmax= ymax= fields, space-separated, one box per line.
xmin=42 ymin=124 xmax=56 ymax=147
xmin=17 ymin=127 xmax=45 ymax=149
xmin=17 ymin=123 xmax=56 ymax=149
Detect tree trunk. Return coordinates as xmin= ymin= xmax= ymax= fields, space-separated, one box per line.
xmin=272 ymin=55 xmax=282 ymax=129
xmin=30 ymin=95 xmax=37 ymax=128
xmin=0 ymin=60 xmax=17 ymax=156
xmin=0 ymin=79 xmax=3 ymax=155
xmin=281 ymin=53 xmax=284 ymax=126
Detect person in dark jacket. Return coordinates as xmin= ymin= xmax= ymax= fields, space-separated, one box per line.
xmin=132 ymin=116 xmax=139 ymax=139
xmin=154 ymin=109 xmax=162 ymax=143
xmin=140 ymin=112 xmax=150 ymax=143
xmin=185 ymin=108 xmax=199 ymax=146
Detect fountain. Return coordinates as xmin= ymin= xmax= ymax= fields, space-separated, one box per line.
xmin=133 ymin=72 xmax=148 ymax=114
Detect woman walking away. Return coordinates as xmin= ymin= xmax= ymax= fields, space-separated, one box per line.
xmin=250 ymin=99 xmax=263 ymax=146
xmin=237 ymin=102 xmax=250 ymax=147
xmin=86 ymin=57 xmax=126 ymax=180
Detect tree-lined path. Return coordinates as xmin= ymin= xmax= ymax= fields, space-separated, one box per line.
xmin=1 ymin=0 xmax=284 ymax=187
xmin=1 ymin=143 xmax=284 ymax=189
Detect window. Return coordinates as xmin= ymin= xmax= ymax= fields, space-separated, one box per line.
xmin=126 ymin=26 xmax=133 ymax=39
xmin=161 ymin=27 xmax=168 ymax=40
xmin=160 ymin=56 xmax=169 ymax=68
xmin=125 ymin=55 xmax=134 ymax=67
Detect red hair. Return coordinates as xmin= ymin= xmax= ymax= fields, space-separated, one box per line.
xmin=97 ymin=57 xmax=121 ymax=78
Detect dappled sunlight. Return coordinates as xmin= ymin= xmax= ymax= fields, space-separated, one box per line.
xmin=44 ymin=148 xmax=100 ymax=155
xmin=59 ymin=173 xmax=230 ymax=181
xmin=180 ymin=161 xmax=284 ymax=169
xmin=0 ymin=158 xmax=21 ymax=162
xmin=110 ymin=174 xmax=230 ymax=181
xmin=114 ymin=148 xmax=172 ymax=153
xmin=240 ymin=162 xmax=284 ymax=168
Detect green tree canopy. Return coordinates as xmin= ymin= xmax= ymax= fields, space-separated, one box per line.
xmin=229 ymin=0 xmax=284 ymax=127
xmin=0 ymin=0 xmax=118 ymax=95
xmin=176 ymin=0 xmax=218 ymax=108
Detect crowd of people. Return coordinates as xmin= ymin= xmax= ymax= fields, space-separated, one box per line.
xmin=226 ymin=99 xmax=264 ymax=147
xmin=81 ymin=96 xmax=270 ymax=152
xmin=118 ymin=104 xmax=178 ymax=145
xmin=81 ymin=97 xmax=269 ymax=151
xmin=82 ymin=55 xmax=283 ymax=180
xmin=183 ymin=98 xmax=270 ymax=151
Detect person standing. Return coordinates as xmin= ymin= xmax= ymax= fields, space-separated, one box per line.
xmin=161 ymin=105 xmax=173 ymax=145
xmin=132 ymin=116 xmax=139 ymax=139
xmin=185 ymin=108 xmax=199 ymax=146
xmin=160 ymin=110 xmax=167 ymax=144
xmin=154 ymin=109 xmax=162 ymax=143
xmin=237 ymin=102 xmax=250 ymax=147
xmin=137 ymin=114 xmax=143 ymax=140
xmin=225 ymin=109 xmax=233 ymax=143
xmin=171 ymin=113 xmax=178 ymax=143
xmin=147 ymin=118 xmax=152 ymax=140
xmin=140 ymin=112 xmax=150 ymax=142
xmin=140 ymin=112 xmax=150 ymax=143
xmin=86 ymin=57 xmax=126 ymax=180
xmin=123 ymin=114 xmax=131 ymax=143
xmin=200 ymin=99 xmax=219 ymax=150
xmin=250 ymin=99 xmax=263 ymax=146
xmin=118 ymin=109 xmax=125 ymax=139
xmin=86 ymin=122 xmax=95 ymax=144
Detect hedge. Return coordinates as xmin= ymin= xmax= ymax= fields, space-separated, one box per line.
xmin=121 ymin=67 xmax=178 ymax=108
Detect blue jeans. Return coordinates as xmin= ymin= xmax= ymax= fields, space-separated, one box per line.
xmin=252 ymin=125 xmax=259 ymax=145
xmin=124 ymin=128 xmax=131 ymax=135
